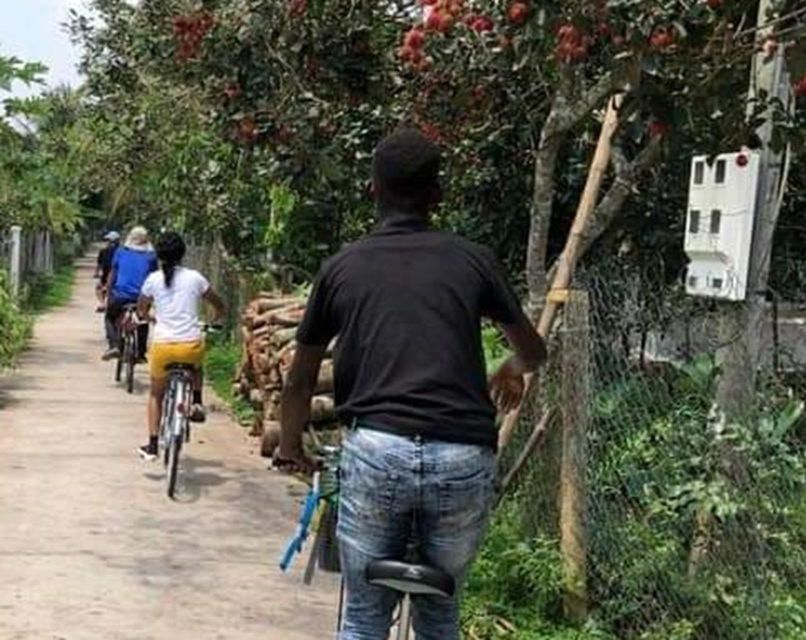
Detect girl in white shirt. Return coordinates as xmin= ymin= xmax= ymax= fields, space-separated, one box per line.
xmin=136 ymin=232 xmax=225 ymax=460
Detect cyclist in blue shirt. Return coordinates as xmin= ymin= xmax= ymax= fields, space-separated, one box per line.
xmin=102 ymin=226 xmax=158 ymax=361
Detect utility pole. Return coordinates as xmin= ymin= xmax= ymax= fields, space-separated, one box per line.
xmin=715 ymin=0 xmax=792 ymax=420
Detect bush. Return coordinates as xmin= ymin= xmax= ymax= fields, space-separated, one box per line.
xmin=463 ymin=354 xmax=806 ymax=639
xmin=0 ymin=270 xmax=31 ymax=367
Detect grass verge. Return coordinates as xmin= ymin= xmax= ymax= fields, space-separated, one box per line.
xmin=1 ymin=264 xmax=75 ymax=368
xmin=24 ymin=265 xmax=76 ymax=313
xmin=205 ymin=337 xmax=256 ymax=426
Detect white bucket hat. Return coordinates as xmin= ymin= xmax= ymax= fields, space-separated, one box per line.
xmin=125 ymin=226 xmax=152 ymax=251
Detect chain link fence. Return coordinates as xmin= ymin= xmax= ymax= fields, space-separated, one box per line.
xmin=500 ymin=260 xmax=806 ymax=639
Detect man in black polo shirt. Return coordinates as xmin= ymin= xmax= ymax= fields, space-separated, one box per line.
xmin=279 ymin=129 xmax=545 ymax=639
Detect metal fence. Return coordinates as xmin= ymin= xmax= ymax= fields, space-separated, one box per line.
xmin=501 ymin=262 xmax=806 ymax=639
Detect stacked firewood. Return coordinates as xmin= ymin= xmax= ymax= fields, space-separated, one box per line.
xmin=236 ymin=292 xmax=338 ymax=458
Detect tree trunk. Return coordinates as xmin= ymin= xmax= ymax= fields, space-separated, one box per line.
xmin=526 ymin=118 xmax=564 ymax=315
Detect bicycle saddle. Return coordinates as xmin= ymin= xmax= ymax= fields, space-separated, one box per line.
xmin=166 ymin=363 xmax=197 ymax=372
xmin=366 ymin=560 xmax=455 ymax=598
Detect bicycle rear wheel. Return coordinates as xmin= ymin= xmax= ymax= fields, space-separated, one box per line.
xmin=166 ymin=434 xmax=182 ymax=499
xmin=115 ymin=351 xmax=123 ymax=382
xmin=125 ymin=335 xmax=135 ymax=394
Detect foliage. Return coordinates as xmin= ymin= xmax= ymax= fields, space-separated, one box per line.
xmin=485 ymin=349 xmax=806 ymax=639
xmin=482 ymin=323 xmax=511 ymax=374
xmin=23 ymin=265 xmax=76 ymax=313
xmin=0 ymin=270 xmax=31 ymax=368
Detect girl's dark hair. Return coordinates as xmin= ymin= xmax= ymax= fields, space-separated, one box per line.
xmin=156 ymin=232 xmax=186 ymax=288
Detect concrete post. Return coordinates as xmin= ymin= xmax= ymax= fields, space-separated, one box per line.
xmin=9 ymin=225 xmax=22 ymax=298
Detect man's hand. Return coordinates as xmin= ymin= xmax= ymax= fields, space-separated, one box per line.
xmin=489 ymin=363 xmax=526 ymax=414
xmin=278 ymin=343 xmax=327 ymax=474
xmin=275 ymin=443 xmax=321 ymax=475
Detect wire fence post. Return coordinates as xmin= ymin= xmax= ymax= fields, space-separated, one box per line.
xmin=559 ymin=289 xmax=590 ymax=623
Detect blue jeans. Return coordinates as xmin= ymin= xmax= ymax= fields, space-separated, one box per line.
xmin=337 ymin=427 xmax=497 ymax=640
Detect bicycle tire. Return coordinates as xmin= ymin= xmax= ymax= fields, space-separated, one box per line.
xmin=166 ymin=433 xmax=182 ymax=499
xmin=115 ymin=351 xmax=123 ymax=382
xmin=161 ymin=388 xmax=174 ymax=467
xmin=125 ymin=336 xmax=135 ymax=394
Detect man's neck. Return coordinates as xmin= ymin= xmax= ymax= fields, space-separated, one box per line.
xmin=377 ymin=207 xmax=430 ymax=228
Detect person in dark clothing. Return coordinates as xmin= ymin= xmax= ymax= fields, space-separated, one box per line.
xmin=278 ymin=128 xmax=546 ymax=639
xmin=102 ymin=226 xmax=157 ymax=361
xmin=94 ymin=231 xmax=120 ymax=312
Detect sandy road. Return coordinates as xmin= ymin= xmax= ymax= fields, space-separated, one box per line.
xmin=0 ymin=254 xmax=339 ymax=640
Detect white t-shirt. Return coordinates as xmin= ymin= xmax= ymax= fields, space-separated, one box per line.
xmin=141 ymin=267 xmax=210 ymax=343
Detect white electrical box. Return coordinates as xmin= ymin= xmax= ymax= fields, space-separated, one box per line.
xmin=684 ymin=151 xmax=761 ymax=301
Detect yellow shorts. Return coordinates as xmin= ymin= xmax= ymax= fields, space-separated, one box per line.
xmin=149 ymin=340 xmax=205 ymax=380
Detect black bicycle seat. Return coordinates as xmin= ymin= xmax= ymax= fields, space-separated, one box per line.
xmin=166 ymin=363 xmax=197 ymax=372
xmin=366 ymin=560 xmax=455 ymax=598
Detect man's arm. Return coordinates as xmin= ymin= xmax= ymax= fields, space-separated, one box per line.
xmin=489 ymin=317 xmax=547 ymax=413
xmin=95 ymin=248 xmax=104 ymax=278
xmin=105 ymin=267 xmax=117 ymax=305
xmin=202 ymin=287 xmax=226 ymax=322
xmin=278 ymin=343 xmax=327 ymax=471
xmin=136 ymin=294 xmax=152 ymax=322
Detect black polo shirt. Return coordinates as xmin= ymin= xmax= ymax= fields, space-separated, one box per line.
xmin=297 ymin=214 xmax=525 ymax=449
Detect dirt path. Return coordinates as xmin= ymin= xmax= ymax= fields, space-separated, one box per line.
xmin=0 ymin=254 xmax=339 ymax=640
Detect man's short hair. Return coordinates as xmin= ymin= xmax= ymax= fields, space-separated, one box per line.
xmin=373 ymin=128 xmax=441 ymax=212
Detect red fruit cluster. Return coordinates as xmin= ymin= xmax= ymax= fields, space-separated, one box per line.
xmin=648 ymin=121 xmax=669 ymax=138
xmin=173 ymin=12 xmax=215 ymax=61
xmin=289 ymin=0 xmax=308 ymax=17
xmin=555 ymin=24 xmax=592 ymax=64
xmin=507 ymin=2 xmax=529 ymax=26
xmin=237 ymin=117 xmax=258 ymax=144
xmin=650 ymin=26 xmax=675 ymax=51
xmin=470 ymin=15 xmax=495 ymax=32
xmin=422 ymin=0 xmax=466 ymax=33
xmin=795 ymin=74 xmax=806 ymax=98
xmin=399 ymin=26 xmax=433 ymax=71
xmin=419 ymin=121 xmax=444 ymax=144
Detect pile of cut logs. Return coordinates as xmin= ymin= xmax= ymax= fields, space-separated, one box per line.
xmin=235 ymin=292 xmax=338 ymax=458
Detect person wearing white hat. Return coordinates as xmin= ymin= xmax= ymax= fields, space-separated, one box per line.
xmin=94 ymin=231 xmax=121 ymax=312
xmin=103 ymin=226 xmax=157 ymax=361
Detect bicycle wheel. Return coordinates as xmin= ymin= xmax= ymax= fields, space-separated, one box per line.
xmin=114 ymin=350 xmax=123 ymax=382
xmin=125 ymin=335 xmax=135 ymax=394
xmin=166 ymin=431 xmax=182 ymax=499
xmin=161 ymin=384 xmax=175 ymax=467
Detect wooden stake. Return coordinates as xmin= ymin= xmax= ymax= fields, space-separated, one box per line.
xmin=559 ymin=290 xmax=590 ymax=622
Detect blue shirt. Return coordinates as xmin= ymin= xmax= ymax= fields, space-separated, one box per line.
xmin=111 ymin=247 xmax=158 ymax=301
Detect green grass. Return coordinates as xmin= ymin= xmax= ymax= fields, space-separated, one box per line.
xmin=204 ymin=338 xmax=256 ymax=426
xmin=24 ymin=265 xmax=76 ymax=313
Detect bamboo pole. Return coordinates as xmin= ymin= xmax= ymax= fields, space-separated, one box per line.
xmin=498 ymin=94 xmax=623 ymax=451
